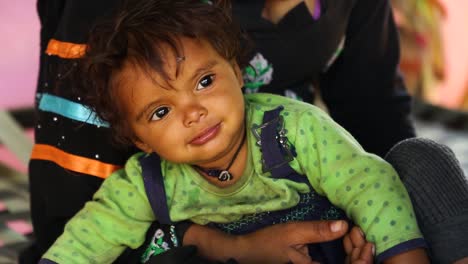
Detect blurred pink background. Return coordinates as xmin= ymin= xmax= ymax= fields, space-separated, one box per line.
xmin=435 ymin=0 xmax=468 ymax=108
xmin=0 ymin=0 xmax=39 ymax=109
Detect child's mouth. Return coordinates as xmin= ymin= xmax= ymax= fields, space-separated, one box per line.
xmin=189 ymin=123 xmax=221 ymax=145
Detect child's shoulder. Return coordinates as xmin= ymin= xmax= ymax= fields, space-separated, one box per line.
xmin=97 ymin=152 xmax=148 ymax=197
xmin=245 ymin=93 xmax=328 ymax=119
xmin=118 ymin=152 xmax=147 ymax=177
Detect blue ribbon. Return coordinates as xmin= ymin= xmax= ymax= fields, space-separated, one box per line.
xmin=38 ymin=93 xmax=109 ymax=127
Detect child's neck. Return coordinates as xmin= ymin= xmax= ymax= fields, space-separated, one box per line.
xmin=197 ymin=135 xmax=248 ymax=188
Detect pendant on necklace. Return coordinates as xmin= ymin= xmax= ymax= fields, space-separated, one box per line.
xmin=196 ymin=132 xmax=246 ymax=182
xmin=218 ymin=171 xmax=232 ymax=181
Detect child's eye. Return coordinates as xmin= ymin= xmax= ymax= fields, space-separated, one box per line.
xmin=150 ymin=106 xmax=170 ymax=121
xmin=197 ymin=74 xmax=215 ymax=90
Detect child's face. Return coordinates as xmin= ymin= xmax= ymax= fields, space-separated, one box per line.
xmin=116 ymin=38 xmax=245 ymax=168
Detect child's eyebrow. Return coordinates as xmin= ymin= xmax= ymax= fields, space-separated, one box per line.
xmin=136 ymin=100 xmax=162 ymax=122
xmin=189 ymin=59 xmax=218 ymax=82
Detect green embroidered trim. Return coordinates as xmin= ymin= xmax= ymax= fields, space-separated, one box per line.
xmin=141 ymin=225 xmax=179 ymax=263
xmin=243 ymin=53 xmax=274 ymax=93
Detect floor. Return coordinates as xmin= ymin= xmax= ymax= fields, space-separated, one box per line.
xmin=0 ymin=114 xmax=466 ymax=263
xmin=0 ymin=163 xmax=30 ymax=263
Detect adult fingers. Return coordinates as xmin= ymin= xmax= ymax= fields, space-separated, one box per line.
xmin=287 ymin=220 xmax=349 ymax=245
xmin=351 ymin=247 xmax=362 ymax=262
xmin=349 ymin=226 xmax=366 ymax=248
xmin=286 ymin=247 xmax=316 ymax=264
xmin=352 ymin=261 xmax=369 ymax=264
xmin=350 ymin=243 xmax=374 ymax=264
xmin=343 ymin=234 xmax=353 ymax=254
xmin=293 ymin=244 xmax=310 ymax=256
xmin=359 ymin=242 xmax=374 ymax=263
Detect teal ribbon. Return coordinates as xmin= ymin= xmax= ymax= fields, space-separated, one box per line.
xmin=38 ymin=93 xmax=109 ymax=127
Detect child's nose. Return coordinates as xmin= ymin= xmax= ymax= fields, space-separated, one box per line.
xmin=183 ymin=102 xmax=207 ymax=127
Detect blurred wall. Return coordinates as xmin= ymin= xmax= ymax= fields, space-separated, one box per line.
xmin=436 ymin=0 xmax=468 ymax=108
xmin=0 ymin=0 xmax=39 ymax=109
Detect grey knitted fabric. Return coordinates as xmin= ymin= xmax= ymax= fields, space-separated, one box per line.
xmin=385 ymin=138 xmax=468 ymax=264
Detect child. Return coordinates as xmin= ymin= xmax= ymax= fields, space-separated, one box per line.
xmin=41 ymin=0 xmax=429 ymax=263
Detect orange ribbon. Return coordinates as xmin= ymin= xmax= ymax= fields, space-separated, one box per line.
xmin=45 ymin=39 xmax=86 ymax=59
xmin=30 ymin=144 xmax=122 ymax=179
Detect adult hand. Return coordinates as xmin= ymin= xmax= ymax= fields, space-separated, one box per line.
xmin=184 ymin=220 xmax=349 ymax=264
xmin=236 ymin=220 xmax=349 ymax=264
xmin=343 ymin=226 xmax=374 ymax=264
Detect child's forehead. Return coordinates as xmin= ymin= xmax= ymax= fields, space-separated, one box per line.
xmin=162 ymin=37 xmax=223 ymax=64
xmin=114 ymin=38 xmax=227 ymax=90
xmin=123 ymin=38 xmax=225 ymax=79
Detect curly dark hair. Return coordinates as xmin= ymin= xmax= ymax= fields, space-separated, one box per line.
xmin=77 ymin=0 xmax=248 ymax=147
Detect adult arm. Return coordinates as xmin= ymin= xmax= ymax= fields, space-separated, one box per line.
xmin=184 ymin=220 xmax=349 ymax=264
xmin=320 ymin=0 xmax=415 ymax=157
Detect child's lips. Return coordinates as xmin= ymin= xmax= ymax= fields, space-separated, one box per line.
xmin=189 ymin=123 xmax=221 ymax=145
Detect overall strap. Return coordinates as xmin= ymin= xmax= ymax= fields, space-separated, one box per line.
xmin=255 ymin=106 xmax=304 ymax=182
xmin=139 ymin=153 xmax=173 ymax=225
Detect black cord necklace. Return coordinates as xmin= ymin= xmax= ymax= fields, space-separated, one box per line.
xmin=194 ymin=132 xmax=246 ymax=182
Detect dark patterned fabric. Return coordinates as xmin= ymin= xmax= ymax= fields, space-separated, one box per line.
xmin=213 ymin=192 xmax=346 ymax=235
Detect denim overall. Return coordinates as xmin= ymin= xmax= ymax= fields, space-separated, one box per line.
xmin=139 ymin=107 xmax=349 ymax=263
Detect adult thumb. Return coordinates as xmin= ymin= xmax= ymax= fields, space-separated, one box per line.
xmin=290 ymin=220 xmax=349 ymax=244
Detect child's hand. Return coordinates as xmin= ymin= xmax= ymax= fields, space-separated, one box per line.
xmin=343 ymin=226 xmax=374 ymax=264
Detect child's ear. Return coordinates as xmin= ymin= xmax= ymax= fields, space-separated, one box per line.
xmin=133 ymin=138 xmax=153 ymax=153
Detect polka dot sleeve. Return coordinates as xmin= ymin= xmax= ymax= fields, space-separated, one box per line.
xmin=42 ymin=154 xmax=155 ymax=263
xmin=294 ymin=108 xmax=423 ymax=256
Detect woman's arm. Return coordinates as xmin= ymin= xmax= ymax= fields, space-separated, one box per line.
xmin=320 ymin=0 xmax=415 ymax=157
xmin=183 ymin=220 xmax=349 ymax=264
